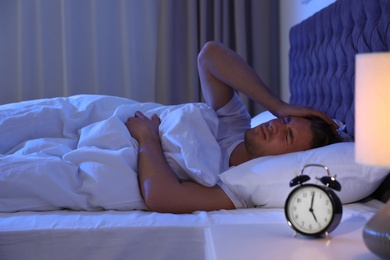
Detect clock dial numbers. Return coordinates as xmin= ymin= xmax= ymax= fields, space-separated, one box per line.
xmin=287 ymin=186 xmax=333 ymax=235
xmin=285 ymin=165 xmax=343 ymax=237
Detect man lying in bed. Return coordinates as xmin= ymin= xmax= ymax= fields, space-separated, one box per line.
xmin=125 ymin=41 xmax=340 ymax=214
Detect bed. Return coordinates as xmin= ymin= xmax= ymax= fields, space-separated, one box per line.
xmin=1 ymin=0 xmax=390 ymax=259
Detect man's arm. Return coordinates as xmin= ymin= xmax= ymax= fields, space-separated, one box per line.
xmin=125 ymin=111 xmax=235 ymax=214
xmin=198 ymin=41 xmax=336 ymax=127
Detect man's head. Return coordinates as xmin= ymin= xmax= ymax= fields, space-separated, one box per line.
xmin=304 ymin=115 xmax=342 ymax=149
xmin=244 ymin=116 xmax=340 ymax=158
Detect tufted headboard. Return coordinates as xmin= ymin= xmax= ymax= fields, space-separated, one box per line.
xmin=289 ymin=0 xmax=390 ymax=138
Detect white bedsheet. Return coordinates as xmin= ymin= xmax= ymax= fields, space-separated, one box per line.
xmin=0 ymin=95 xmax=223 ymax=212
xmin=0 ymin=199 xmax=383 ymax=260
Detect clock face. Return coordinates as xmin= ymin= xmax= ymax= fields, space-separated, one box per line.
xmin=285 ymin=184 xmax=335 ymax=236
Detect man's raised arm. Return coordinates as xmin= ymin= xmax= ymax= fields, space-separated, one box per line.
xmin=197 ymin=41 xmax=336 ymax=128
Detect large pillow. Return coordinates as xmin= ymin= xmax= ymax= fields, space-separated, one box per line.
xmin=250 ymin=110 xmax=276 ymax=128
xmin=219 ymin=142 xmax=390 ymax=208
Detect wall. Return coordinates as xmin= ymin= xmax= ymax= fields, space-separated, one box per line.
xmin=279 ymin=0 xmax=336 ymax=102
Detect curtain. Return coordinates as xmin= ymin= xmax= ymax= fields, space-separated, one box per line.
xmin=0 ymin=0 xmax=279 ymax=116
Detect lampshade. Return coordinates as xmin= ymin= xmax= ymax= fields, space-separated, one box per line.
xmin=355 ymin=52 xmax=390 ymax=167
xmin=355 ymin=52 xmax=390 ymax=259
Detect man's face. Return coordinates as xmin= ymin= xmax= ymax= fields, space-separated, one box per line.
xmin=244 ymin=116 xmax=314 ymax=158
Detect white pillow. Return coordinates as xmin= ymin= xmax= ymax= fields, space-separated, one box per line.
xmin=251 ymin=111 xmax=276 ymax=128
xmin=219 ymin=142 xmax=390 ymax=208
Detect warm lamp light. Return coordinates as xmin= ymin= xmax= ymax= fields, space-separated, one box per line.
xmin=355 ymin=53 xmax=390 ymax=167
xmin=355 ymin=52 xmax=390 ymax=259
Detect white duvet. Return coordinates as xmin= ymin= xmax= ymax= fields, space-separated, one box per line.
xmin=0 ymin=95 xmax=223 ymax=212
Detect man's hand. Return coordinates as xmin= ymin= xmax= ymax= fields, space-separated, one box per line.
xmin=198 ymin=42 xmax=338 ymax=132
xmin=274 ymin=103 xmax=338 ymax=131
xmin=125 ymin=110 xmax=234 ymax=213
xmin=125 ymin=111 xmax=161 ymax=143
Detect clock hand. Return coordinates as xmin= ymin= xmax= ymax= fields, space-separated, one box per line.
xmin=309 ymin=192 xmax=318 ymax=222
xmin=310 ymin=192 xmax=315 ymax=209
xmin=310 ymin=208 xmax=318 ymax=222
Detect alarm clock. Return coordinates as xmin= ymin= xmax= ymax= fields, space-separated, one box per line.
xmin=284 ymin=164 xmax=343 ymax=237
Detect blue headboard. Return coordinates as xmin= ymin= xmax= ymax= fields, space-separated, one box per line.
xmin=289 ymin=0 xmax=390 ymax=138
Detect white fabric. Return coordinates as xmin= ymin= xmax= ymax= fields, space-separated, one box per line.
xmin=227 ymin=111 xmax=389 ymax=207
xmin=250 ymin=110 xmax=277 ymax=128
xmin=213 ymin=94 xmax=252 ymax=209
xmin=215 ymin=93 xmax=251 ymax=172
xmin=220 ymin=142 xmax=390 ymax=208
xmin=0 ymin=200 xmax=383 ymax=260
xmin=0 ymin=95 xmax=227 ymax=212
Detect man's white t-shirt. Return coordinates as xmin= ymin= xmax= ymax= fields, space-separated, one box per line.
xmin=215 ymin=93 xmax=252 ymax=208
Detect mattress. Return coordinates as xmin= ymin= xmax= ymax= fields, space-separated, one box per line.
xmin=0 ymin=199 xmax=383 ymax=260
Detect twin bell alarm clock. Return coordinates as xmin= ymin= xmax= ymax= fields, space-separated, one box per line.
xmin=284 ymin=164 xmax=342 ymax=237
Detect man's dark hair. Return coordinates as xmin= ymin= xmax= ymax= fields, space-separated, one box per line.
xmin=305 ymin=116 xmax=344 ymax=149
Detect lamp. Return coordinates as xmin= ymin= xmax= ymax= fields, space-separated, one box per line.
xmin=355 ymin=52 xmax=390 ymax=259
